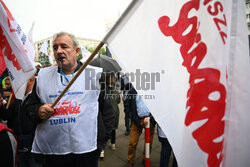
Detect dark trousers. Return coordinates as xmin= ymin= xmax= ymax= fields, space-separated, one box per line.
xmin=125 ymin=113 xmax=131 ymax=131
xmin=111 ymin=129 xmax=116 ymax=144
xmin=159 ymin=137 xmax=177 ymax=167
xmin=18 ymin=152 xmax=43 ymax=167
xmin=44 ymin=149 xmax=100 ymax=167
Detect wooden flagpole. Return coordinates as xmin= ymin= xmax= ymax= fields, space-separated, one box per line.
xmin=6 ymin=93 xmax=13 ymax=109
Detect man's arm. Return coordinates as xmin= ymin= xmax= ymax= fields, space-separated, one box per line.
xmin=123 ymin=96 xmax=131 ymax=118
xmin=22 ymin=81 xmax=43 ymax=124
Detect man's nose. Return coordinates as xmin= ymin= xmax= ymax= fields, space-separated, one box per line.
xmin=56 ymin=46 xmax=63 ymax=53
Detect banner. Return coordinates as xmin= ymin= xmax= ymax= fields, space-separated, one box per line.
xmin=105 ymin=0 xmax=250 ymax=166
xmin=0 ymin=0 xmax=36 ymax=99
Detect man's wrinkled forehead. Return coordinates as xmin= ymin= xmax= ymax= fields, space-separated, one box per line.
xmin=53 ymin=34 xmax=70 ymax=44
xmin=53 ymin=34 xmax=73 ymax=46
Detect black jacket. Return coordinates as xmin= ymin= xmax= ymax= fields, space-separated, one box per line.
xmin=23 ymin=62 xmax=114 ymax=151
xmin=0 ymin=97 xmax=36 ymax=150
xmin=0 ymin=99 xmax=21 ymax=135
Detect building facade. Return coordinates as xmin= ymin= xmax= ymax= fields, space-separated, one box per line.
xmin=34 ymin=36 xmax=100 ymax=66
xmin=246 ymin=0 xmax=250 ymax=34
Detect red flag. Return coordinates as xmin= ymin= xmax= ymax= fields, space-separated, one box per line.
xmin=0 ymin=53 xmax=6 ymax=76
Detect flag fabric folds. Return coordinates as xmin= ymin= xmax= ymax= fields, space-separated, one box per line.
xmin=0 ymin=0 xmax=36 ymax=99
xmin=105 ymin=0 xmax=250 ymax=166
xmin=28 ymin=22 xmax=35 ymax=45
xmin=80 ymin=45 xmax=91 ymax=62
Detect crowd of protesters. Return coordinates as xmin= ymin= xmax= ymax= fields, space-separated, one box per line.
xmin=0 ymin=32 xmax=177 ymax=167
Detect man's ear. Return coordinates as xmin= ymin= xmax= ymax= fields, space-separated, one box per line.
xmin=76 ymin=47 xmax=80 ymax=55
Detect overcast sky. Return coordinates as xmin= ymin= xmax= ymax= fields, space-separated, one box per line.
xmin=4 ymin=0 xmax=131 ymax=42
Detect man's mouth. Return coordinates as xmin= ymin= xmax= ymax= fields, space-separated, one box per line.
xmin=58 ymin=54 xmax=66 ymax=62
xmin=58 ymin=57 xmax=64 ymax=62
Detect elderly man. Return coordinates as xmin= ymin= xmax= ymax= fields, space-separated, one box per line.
xmin=24 ymin=32 xmax=114 ymax=167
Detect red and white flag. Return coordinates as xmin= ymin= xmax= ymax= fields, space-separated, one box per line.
xmin=105 ymin=0 xmax=250 ymax=166
xmin=0 ymin=0 xmax=36 ymax=99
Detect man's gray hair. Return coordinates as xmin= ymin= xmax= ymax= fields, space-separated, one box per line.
xmin=52 ymin=32 xmax=79 ymax=48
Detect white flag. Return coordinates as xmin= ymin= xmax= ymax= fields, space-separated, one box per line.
xmin=80 ymin=45 xmax=91 ymax=63
xmin=40 ymin=40 xmax=49 ymax=56
xmin=40 ymin=40 xmax=53 ymax=64
xmin=28 ymin=21 xmax=35 ymax=45
xmin=0 ymin=0 xmax=36 ymax=99
xmin=105 ymin=0 xmax=250 ymax=166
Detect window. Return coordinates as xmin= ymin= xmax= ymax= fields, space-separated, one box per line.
xmin=247 ymin=2 xmax=250 ymax=9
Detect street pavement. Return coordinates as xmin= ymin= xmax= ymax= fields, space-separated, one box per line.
xmin=98 ymin=100 xmax=162 ymax=167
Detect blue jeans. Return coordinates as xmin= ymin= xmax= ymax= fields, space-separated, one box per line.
xmin=158 ymin=136 xmax=177 ymax=167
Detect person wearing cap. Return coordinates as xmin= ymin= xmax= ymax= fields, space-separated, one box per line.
xmin=2 ymin=76 xmax=12 ymax=90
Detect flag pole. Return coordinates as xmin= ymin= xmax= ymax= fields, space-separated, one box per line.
xmin=51 ymin=41 xmax=104 ymax=107
xmin=6 ymin=93 xmax=13 ymax=109
xmin=51 ymin=0 xmax=142 ymax=107
xmin=102 ymin=0 xmax=142 ymax=43
xmin=145 ymin=119 xmax=150 ymax=167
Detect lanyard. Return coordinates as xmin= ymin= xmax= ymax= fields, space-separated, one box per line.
xmin=60 ymin=64 xmax=78 ymax=86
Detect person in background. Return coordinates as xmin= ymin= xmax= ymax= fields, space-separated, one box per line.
xmin=0 ymin=74 xmax=43 ymax=167
xmin=0 ymin=87 xmax=19 ymax=133
xmin=0 ymin=93 xmax=3 ymax=105
xmin=2 ymin=76 xmax=12 ymax=89
xmin=0 ymin=69 xmax=9 ymax=93
xmin=23 ymin=32 xmax=114 ymax=167
xmin=99 ymin=73 xmax=116 ymax=159
xmin=0 ymin=77 xmax=18 ymax=167
xmin=2 ymin=87 xmax=14 ymax=105
xmin=120 ymin=75 xmax=131 ymax=136
xmin=105 ymin=73 xmax=120 ymax=150
xmin=123 ymin=82 xmax=156 ymax=167
xmin=18 ymin=75 xmax=43 ymax=167
xmin=0 ymin=89 xmax=7 ymax=109
xmin=158 ymin=125 xmax=178 ymax=167
xmin=0 ymin=122 xmax=18 ymax=167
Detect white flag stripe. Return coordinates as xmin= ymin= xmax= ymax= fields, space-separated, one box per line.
xmin=106 ymin=0 xmax=250 ymax=166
